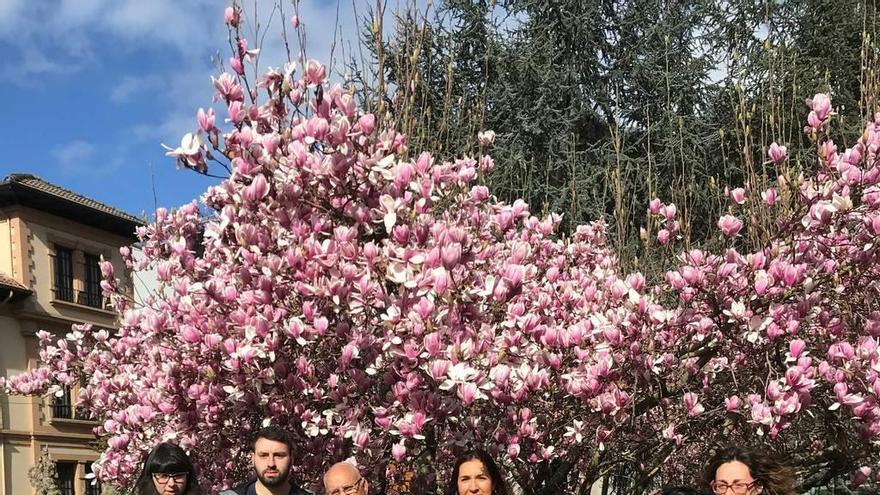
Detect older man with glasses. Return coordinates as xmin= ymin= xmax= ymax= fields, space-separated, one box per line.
xmin=323 ymin=462 xmax=368 ymax=495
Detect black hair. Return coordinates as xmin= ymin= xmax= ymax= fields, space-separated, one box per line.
xmin=444 ymin=448 xmax=511 ymax=495
xmin=250 ymin=425 xmax=292 ymax=453
xmin=135 ymin=442 xmax=200 ymax=495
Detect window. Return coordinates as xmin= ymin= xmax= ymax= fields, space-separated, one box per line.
xmin=52 ymin=385 xmax=90 ymax=420
xmin=53 ymin=246 xmax=74 ymax=302
xmin=79 ymin=253 xmax=103 ymax=308
xmin=55 ymin=461 xmax=76 ymax=495
xmin=84 ymin=462 xmax=101 ymax=495
xmin=52 ymin=386 xmax=73 ymax=419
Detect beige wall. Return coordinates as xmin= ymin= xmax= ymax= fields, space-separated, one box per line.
xmin=2 ymin=438 xmax=32 ymax=495
xmin=0 ymin=212 xmax=30 ymax=289
xmin=0 ymin=315 xmax=34 ymax=433
xmin=0 ymin=219 xmax=11 ymax=278
xmin=0 ymin=204 xmax=132 ymax=495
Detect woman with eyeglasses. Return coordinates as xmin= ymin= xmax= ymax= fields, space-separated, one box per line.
xmin=135 ymin=442 xmax=201 ymax=495
xmin=702 ymin=446 xmax=796 ymax=495
xmin=444 ymin=448 xmax=511 ymax=495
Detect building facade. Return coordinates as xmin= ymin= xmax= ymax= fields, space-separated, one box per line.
xmin=0 ymin=174 xmax=141 ymax=495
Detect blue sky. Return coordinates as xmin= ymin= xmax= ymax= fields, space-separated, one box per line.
xmin=0 ymin=0 xmax=395 ymax=219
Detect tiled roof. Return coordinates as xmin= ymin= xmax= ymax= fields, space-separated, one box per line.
xmin=0 ymin=272 xmax=30 ymax=293
xmin=2 ymin=174 xmax=142 ymax=225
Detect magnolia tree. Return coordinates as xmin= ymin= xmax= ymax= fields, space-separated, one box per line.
xmin=5 ymin=3 xmax=880 ymax=494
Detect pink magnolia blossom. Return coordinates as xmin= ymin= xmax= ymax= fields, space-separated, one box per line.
xmin=303 ymin=59 xmax=327 ymax=87
xmin=808 ymin=93 xmax=833 ymax=122
xmin=358 ymin=114 xmax=375 ymax=135
xmin=230 ymin=56 xmax=244 ymax=75
xmin=788 ymin=339 xmax=807 ymax=360
xmin=657 ymin=228 xmax=671 ymax=245
xmin=212 ymin=72 xmax=244 ymax=102
xmin=197 ymin=107 xmax=216 ymax=132
xmin=717 ymin=214 xmax=743 ymax=237
xmin=768 ymin=142 xmax=788 ymax=164
xmin=224 ymin=6 xmax=239 ymax=26
xmin=683 ymin=392 xmax=705 ymax=416
xmin=391 ymin=443 xmax=406 ymax=462
xmin=725 ymin=396 xmax=742 ymax=412
xmin=806 ymin=93 xmax=833 ymax=131
xmin=728 ymin=187 xmax=746 ymax=205
xmin=852 ymin=466 xmax=872 ymax=487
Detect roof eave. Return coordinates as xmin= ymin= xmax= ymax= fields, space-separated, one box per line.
xmin=0 ymin=181 xmax=143 ymax=241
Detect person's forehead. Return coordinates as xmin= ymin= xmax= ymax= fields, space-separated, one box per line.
xmin=325 ymin=471 xmax=358 ymax=486
xmin=324 ymin=464 xmax=360 ymax=486
xmin=254 ymin=437 xmax=290 ymax=453
xmin=716 ymin=460 xmax=753 ymax=480
xmin=459 ymin=459 xmax=487 ymax=474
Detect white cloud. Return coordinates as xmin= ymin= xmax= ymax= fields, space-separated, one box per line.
xmin=0 ymin=0 xmax=416 ymax=91
xmin=1 ymin=46 xmax=71 ymax=84
xmin=56 ymin=0 xmax=105 ymax=26
xmin=53 ymin=140 xmax=96 ymax=165
xmin=0 ymin=0 xmax=23 ymax=18
xmin=128 ymin=59 xmax=219 ymax=145
xmin=0 ymin=0 xmax=222 ymax=74
xmin=132 ymin=111 xmax=200 ymax=145
xmin=51 ymin=140 xmax=125 ymax=176
xmin=0 ymin=0 xmax=25 ymax=37
xmin=52 ymin=140 xmax=101 ymax=176
xmin=110 ymin=75 xmax=165 ymax=103
xmin=98 ymin=0 xmax=218 ymax=53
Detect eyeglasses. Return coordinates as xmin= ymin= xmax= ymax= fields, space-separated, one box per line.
xmin=328 ymin=477 xmax=363 ymax=495
xmin=710 ymin=480 xmax=757 ymax=495
xmin=152 ymin=472 xmax=188 ymax=484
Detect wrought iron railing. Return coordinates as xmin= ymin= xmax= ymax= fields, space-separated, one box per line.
xmin=53 ymin=287 xmax=106 ymax=309
xmin=52 ymin=286 xmax=75 ymax=303
xmin=51 ymin=387 xmax=90 ymax=420
xmin=76 ymin=289 xmax=104 ymax=309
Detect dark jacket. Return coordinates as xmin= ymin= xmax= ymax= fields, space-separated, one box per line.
xmin=220 ymin=480 xmax=310 ymax=495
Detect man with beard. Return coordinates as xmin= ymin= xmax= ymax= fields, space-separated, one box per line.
xmin=220 ymin=426 xmax=310 ymax=495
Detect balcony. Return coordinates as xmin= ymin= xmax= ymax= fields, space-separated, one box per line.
xmin=53 ymin=286 xmax=74 ymax=303
xmin=51 ymin=386 xmax=92 ymax=422
xmin=52 ymin=250 xmax=110 ymax=311
xmin=76 ymin=289 xmax=105 ymax=309
xmin=52 ymin=287 xmax=109 ymax=310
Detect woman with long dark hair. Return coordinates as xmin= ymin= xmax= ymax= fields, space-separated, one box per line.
xmin=703 ymin=446 xmax=796 ymax=495
xmin=444 ymin=448 xmax=511 ymax=495
xmin=135 ymin=442 xmax=200 ymax=495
